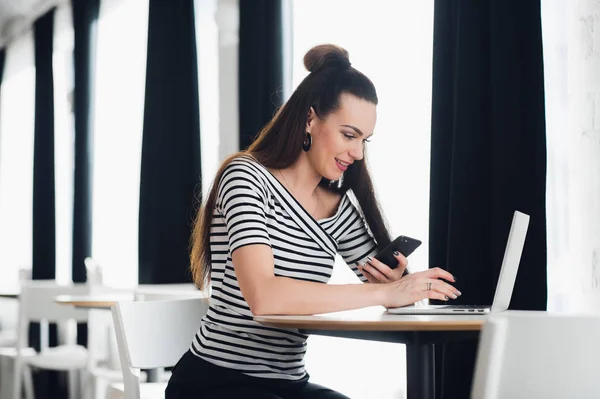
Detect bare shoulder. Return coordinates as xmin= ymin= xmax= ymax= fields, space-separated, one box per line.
xmin=316 ymin=186 xmax=343 ymax=219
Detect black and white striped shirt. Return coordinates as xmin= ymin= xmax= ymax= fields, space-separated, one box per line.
xmin=190 ymin=156 xmax=377 ymax=380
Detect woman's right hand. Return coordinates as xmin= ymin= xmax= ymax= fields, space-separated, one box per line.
xmin=379 ymin=267 xmax=461 ymax=308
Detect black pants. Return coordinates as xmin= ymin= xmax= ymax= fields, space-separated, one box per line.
xmin=165 ymin=350 xmax=350 ymax=399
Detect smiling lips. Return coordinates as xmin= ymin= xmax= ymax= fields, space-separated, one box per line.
xmin=335 ymin=158 xmax=351 ymax=172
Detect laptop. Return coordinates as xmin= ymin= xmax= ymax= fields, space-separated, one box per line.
xmin=386 ymin=210 xmax=530 ymax=315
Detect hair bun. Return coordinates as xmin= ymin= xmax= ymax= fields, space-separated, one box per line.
xmin=303 ymin=44 xmax=351 ymax=73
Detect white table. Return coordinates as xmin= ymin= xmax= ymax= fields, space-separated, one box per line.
xmin=256 ymin=307 xmax=487 ymax=399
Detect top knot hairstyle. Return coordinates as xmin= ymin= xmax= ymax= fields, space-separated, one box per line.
xmin=190 ymin=44 xmax=391 ymax=289
xmin=303 ymin=44 xmax=351 ymax=72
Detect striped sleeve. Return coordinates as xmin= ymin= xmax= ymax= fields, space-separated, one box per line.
xmin=217 ymin=162 xmax=271 ymax=253
xmin=336 ymin=201 xmax=378 ymax=283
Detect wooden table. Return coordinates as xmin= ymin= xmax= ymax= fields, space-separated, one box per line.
xmin=0 ymin=285 xmax=20 ymax=298
xmin=255 ymin=307 xmax=486 ymax=399
xmin=55 ymin=287 xmax=208 ymax=309
xmin=55 ymin=294 xmax=135 ymax=309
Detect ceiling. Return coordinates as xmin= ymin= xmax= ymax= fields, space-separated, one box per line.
xmin=0 ymin=0 xmax=62 ymax=49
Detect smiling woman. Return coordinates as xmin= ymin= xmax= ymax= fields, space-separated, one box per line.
xmin=164 ymin=43 xmax=454 ymax=399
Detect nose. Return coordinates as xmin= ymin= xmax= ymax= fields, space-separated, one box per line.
xmin=349 ymin=141 xmax=364 ymax=161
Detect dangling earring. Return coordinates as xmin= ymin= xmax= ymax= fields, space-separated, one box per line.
xmin=302 ymin=132 xmax=312 ymax=152
xmin=330 ymin=173 xmax=343 ymax=189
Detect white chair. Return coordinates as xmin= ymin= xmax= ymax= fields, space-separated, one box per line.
xmin=84 ymin=293 xmax=131 ymax=399
xmin=10 ymin=281 xmax=90 ymax=399
xmin=471 ymin=310 xmax=600 ymax=399
xmin=82 ymin=259 xmax=130 ymax=399
xmin=131 ymin=288 xmax=209 ymax=385
xmin=0 ymin=269 xmax=34 ymax=399
xmin=84 ymin=257 xmax=104 ymax=286
xmin=0 ymin=268 xmax=32 ymax=347
xmin=0 ymin=300 xmax=19 ymax=347
xmin=107 ymin=298 xmax=208 ymax=399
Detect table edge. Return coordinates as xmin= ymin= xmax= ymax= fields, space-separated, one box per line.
xmin=254 ymin=318 xmax=484 ymax=331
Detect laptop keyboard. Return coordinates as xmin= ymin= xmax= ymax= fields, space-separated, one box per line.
xmin=436 ymin=304 xmax=490 ymax=312
xmin=449 ymin=305 xmax=490 ymax=309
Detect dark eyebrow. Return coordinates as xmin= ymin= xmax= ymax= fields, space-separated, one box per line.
xmin=341 ymin=124 xmax=364 ymax=136
xmin=341 ymin=124 xmax=373 ymax=139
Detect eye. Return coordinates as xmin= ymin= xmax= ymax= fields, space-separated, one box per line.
xmin=363 ymin=138 xmax=372 ymax=144
xmin=342 ymin=132 xmax=355 ymax=140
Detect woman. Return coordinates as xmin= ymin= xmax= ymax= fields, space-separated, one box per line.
xmin=166 ymin=44 xmax=459 ymax=399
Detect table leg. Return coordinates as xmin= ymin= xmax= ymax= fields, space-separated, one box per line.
xmin=146 ymin=368 xmax=161 ymax=382
xmin=406 ymin=341 xmax=435 ymax=399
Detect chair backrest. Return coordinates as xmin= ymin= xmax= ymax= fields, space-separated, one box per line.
xmin=18 ymin=268 xmax=32 ymax=282
xmin=84 ymin=257 xmax=104 ymax=286
xmin=471 ymin=311 xmax=600 ymax=399
xmin=112 ymin=298 xmax=207 ymax=399
xmin=19 ymin=281 xmax=90 ymax=324
xmin=112 ymin=298 xmax=207 ymax=368
xmin=133 ymin=283 xmax=208 ymax=301
xmin=17 ymin=281 xmax=90 ymax=351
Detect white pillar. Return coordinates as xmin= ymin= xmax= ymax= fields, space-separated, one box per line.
xmin=568 ymin=0 xmax=600 ymax=306
xmin=544 ymin=0 xmax=600 ymax=312
xmin=215 ymin=0 xmax=239 ymax=162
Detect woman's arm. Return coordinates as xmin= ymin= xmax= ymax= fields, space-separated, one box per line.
xmin=234 ymin=244 xmax=457 ymax=316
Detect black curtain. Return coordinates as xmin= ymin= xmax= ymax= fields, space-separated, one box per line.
xmin=0 ymin=48 xmax=5 ymax=89
xmin=238 ymin=0 xmax=283 ymax=150
xmin=33 ymin=8 xmax=64 ymax=398
xmin=33 ymin=5 xmax=56 ymax=283
xmin=139 ymin=0 xmax=201 ymax=284
xmin=71 ymin=0 xmax=99 ymax=284
xmin=71 ymin=0 xmax=100 ymax=349
xmin=429 ymin=1 xmax=547 ymax=398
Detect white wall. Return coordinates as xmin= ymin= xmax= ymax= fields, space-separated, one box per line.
xmin=543 ymin=0 xmax=600 ymax=311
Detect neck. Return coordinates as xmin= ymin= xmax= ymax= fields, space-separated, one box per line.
xmin=280 ymin=154 xmax=322 ymax=200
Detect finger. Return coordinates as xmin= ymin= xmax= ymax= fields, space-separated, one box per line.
xmin=362 ymin=261 xmax=390 ymax=283
xmin=414 ymin=289 xmax=449 ymax=303
xmin=393 ymin=251 xmax=408 ymax=275
xmin=357 ymin=264 xmax=377 ymax=283
xmin=424 ymin=267 xmax=456 ymax=282
xmin=357 ymin=264 xmax=380 ymax=284
xmin=427 ymin=279 xmax=461 ymax=299
xmin=366 ymin=256 xmax=395 ymax=280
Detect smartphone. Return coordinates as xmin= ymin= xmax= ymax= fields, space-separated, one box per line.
xmin=374 ymin=235 xmax=422 ymax=269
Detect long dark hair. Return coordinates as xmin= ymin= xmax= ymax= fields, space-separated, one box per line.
xmin=191 ymin=44 xmax=392 ymax=289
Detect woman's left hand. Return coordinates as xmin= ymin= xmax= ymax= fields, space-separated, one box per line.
xmin=357 ymin=252 xmax=408 ymax=283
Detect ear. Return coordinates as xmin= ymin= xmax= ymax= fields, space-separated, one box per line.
xmin=306 ymin=107 xmax=316 ymax=132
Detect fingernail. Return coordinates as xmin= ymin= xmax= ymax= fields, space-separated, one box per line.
xmin=452 ymin=294 xmax=458 ymax=299
xmin=452 ymin=275 xmax=457 ymax=281
xmin=457 ymin=291 xmax=462 ymax=296
xmin=444 ymin=296 xmax=449 ymax=301
xmin=393 ymin=251 xmax=400 ymax=256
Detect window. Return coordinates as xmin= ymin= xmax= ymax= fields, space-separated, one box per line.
xmin=194 ymin=0 xmax=220 ymax=198
xmin=92 ymin=0 xmax=149 ymax=287
xmin=291 ymin=1 xmax=434 ymax=397
xmin=0 ymin=32 xmax=35 ymax=285
xmin=53 ymin=3 xmax=75 ymax=285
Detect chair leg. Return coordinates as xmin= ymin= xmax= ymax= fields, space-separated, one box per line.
xmin=67 ymin=370 xmax=80 ymax=399
xmin=12 ymin=359 xmax=22 ymax=399
xmin=23 ymin=366 xmax=34 ymax=399
xmin=82 ymin=370 xmax=95 ymax=399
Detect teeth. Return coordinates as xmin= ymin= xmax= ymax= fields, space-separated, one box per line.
xmin=337 ymin=159 xmax=348 ymax=166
